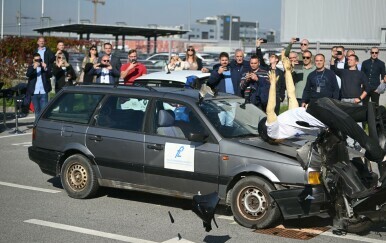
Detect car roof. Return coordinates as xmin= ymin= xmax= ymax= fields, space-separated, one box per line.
xmin=63 ymin=84 xmax=235 ymax=101
xmin=135 ymin=70 xmax=210 ymax=83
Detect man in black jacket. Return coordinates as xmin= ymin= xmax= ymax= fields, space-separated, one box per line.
xmin=331 ymin=55 xmax=369 ymax=104
xmin=361 ymin=47 xmax=386 ymax=106
xmin=98 ymin=43 xmax=121 ymax=84
xmin=332 ymin=45 xmax=349 ymax=70
xmin=302 ymin=54 xmax=339 ymax=106
xmin=35 ymin=36 xmax=55 ymax=78
xmin=26 ymin=53 xmax=52 ymax=122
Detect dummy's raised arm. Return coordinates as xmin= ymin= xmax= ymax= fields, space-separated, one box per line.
xmin=266 ymin=71 xmax=279 ymax=124
xmin=282 ymin=51 xmax=299 ymax=110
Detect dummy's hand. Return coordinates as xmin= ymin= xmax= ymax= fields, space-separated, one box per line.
xmin=268 ymin=70 xmax=279 ymax=85
xmin=281 ymin=50 xmax=292 ymax=71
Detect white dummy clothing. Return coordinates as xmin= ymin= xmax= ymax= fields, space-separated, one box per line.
xmin=266 ymin=107 xmax=325 ymax=139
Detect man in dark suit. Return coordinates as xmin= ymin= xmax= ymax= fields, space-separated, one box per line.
xmin=98 ymin=43 xmax=121 ymax=83
xmin=55 ymin=40 xmax=69 ymax=61
xmin=89 ymin=55 xmax=120 ymax=84
xmin=332 ymin=45 xmax=349 ymax=70
xmin=26 ymin=53 xmax=52 ymax=122
xmin=35 ymin=36 xmax=55 ymax=78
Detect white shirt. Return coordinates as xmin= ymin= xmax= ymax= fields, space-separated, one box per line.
xmin=336 ymin=57 xmax=346 ymax=69
xmin=267 ymin=107 xmax=325 ymax=139
xmin=100 ymin=68 xmax=110 ymax=84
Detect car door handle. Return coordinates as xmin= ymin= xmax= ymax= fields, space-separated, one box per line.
xmin=89 ymin=135 xmax=103 ymax=142
xmin=147 ymin=144 xmax=164 ymax=150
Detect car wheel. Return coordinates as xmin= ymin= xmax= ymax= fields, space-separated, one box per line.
xmin=231 ymin=176 xmax=281 ymax=229
xmin=61 ymin=154 xmax=99 ymax=199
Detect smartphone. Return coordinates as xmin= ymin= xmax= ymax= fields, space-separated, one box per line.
xmin=99 ymin=63 xmax=108 ymax=68
xmin=222 ymin=66 xmax=228 ymax=71
xmin=131 ymin=59 xmax=137 ymax=64
xmin=295 ymin=38 xmax=300 ymax=41
xmin=262 ymin=39 xmax=268 ymax=43
xmin=336 ymin=51 xmax=343 ymax=55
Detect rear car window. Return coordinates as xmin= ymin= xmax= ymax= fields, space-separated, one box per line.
xmin=95 ymin=96 xmax=149 ymax=132
xmin=44 ymin=93 xmax=104 ymax=124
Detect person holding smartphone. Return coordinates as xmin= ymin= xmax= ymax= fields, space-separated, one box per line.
xmin=120 ymin=49 xmax=147 ymax=85
xmin=331 ymin=45 xmax=349 ymax=70
xmin=26 ymin=53 xmax=52 ymax=122
xmin=208 ymin=52 xmax=239 ymax=95
xmin=88 ymin=54 xmax=120 ymax=84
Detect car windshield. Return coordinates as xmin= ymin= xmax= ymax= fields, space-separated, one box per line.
xmin=199 ymin=98 xmax=266 ymax=138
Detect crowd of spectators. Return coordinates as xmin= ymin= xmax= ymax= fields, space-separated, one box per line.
xmin=24 ymin=36 xmax=386 ymax=130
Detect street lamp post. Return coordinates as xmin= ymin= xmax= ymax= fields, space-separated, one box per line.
xmin=229 ymin=15 xmax=232 ymax=51
xmin=1 ymin=0 xmax=4 ymax=39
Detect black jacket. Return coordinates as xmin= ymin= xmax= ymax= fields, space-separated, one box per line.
xmin=26 ymin=65 xmax=52 ymax=96
xmin=98 ymin=54 xmax=122 ymax=83
xmin=35 ymin=47 xmax=55 ymax=77
xmin=361 ymin=58 xmax=386 ymax=90
xmin=332 ymin=57 xmax=349 ymax=70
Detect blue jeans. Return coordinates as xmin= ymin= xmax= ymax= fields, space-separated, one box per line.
xmin=31 ymin=93 xmax=48 ymax=122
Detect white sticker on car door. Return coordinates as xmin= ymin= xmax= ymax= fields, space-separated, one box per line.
xmin=164 ymin=142 xmax=195 ymax=172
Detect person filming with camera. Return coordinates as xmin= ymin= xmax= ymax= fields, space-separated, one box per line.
xmin=26 ymin=53 xmax=52 ymax=122
xmin=239 ymin=55 xmax=270 ymax=112
xmin=89 ymin=54 xmax=120 ymax=84
xmin=120 ymin=49 xmax=147 ymax=85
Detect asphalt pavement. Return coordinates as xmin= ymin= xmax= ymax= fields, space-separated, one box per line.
xmin=1 ymin=112 xmax=386 ymax=243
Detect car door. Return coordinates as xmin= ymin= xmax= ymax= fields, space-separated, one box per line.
xmin=38 ymin=92 xmax=103 ymax=153
xmin=144 ymin=99 xmax=220 ymax=196
xmin=86 ymin=95 xmax=149 ymax=185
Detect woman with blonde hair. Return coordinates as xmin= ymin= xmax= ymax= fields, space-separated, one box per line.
xmin=165 ymin=53 xmax=189 ymax=71
xmin=52 ymin=52 xmax=76 ymax=93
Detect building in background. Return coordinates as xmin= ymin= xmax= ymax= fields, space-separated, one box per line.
xmin=182 ymin=15 xmax=274 ymax=44
xmin=281 ymin=0 xmax=386 ymax=44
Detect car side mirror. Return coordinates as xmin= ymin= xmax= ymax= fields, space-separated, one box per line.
xmin=188 ymin=133 xmax=208 ymax=143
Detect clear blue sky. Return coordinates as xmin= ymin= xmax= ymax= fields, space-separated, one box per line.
xmin=1 ymin=0 xmax=281 ymax=35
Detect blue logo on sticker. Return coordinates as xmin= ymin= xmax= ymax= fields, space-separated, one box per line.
xmin=175 ymin=146 xmax=185 ymax=158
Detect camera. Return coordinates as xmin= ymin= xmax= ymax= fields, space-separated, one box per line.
xmin=295 ymin=38 xmax=300 ymax=41
xmin=261 ymin=39 xmax=268 ymax=43
xmin=99 ymin=63 xmax=108 ymax=68
xmin=244 ymin=86 xmax=256 ymax=104
xmin=336 ymin=51 xmax=343 ymax=55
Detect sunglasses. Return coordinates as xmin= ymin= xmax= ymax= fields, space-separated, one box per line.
xmin=187 ymin=48 xmax=194 ymax=51
xmin=300 ymin=43 xmax=308 ymax=46
xmin=302 ymin=56 xmax=311 ymax=59
xmin=102 ymin=60 xmax=110 ymax=62
xmin=371 ymin=52 xmax=379 ymax=54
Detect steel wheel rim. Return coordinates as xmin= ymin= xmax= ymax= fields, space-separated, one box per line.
xmin=238 ymin=186 xmax=267 ymax=220
xmin=67 ymin=163 xmax=88 ymax=191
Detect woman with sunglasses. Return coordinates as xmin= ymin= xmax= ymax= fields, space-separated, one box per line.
xmin=183 ymin=46 xmax=209 ymax=72
xmin=79 ymin=45 xmax=99 ymax=84
xmin=52 ymin=52 xmax=76 ymax=93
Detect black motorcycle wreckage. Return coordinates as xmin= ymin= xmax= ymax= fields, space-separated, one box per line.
xmin=192 ymin=102 xmax=386 ymax=233
xmin=270 ymin=103 xmax=386 ymax=233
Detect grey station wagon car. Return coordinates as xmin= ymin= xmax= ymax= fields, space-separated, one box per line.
xmin=28 ymin=85 xmax=322 ymax=229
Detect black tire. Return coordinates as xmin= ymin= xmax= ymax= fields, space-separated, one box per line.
xmin=61 ymin=154 xmax=99 ymax=199
xmin=231 ymin=176 xmax=281 ymax=229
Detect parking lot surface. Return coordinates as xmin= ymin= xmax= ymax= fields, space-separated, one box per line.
xmin=0 ymin=113 xmax=385 ymax=243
